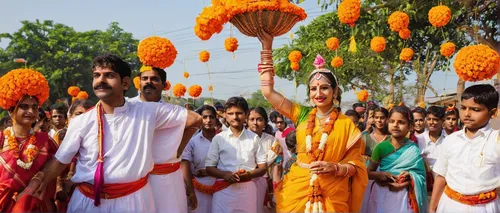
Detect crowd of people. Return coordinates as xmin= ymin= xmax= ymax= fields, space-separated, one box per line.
xmin=0 ymin=31 xmax=498 ymax=213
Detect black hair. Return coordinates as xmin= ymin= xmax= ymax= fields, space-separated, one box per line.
xmin=461 ymin=84 xmax=499 ymax=111
xmin=444 ymin=105 xmax=459 ymax=117
xmin=345 ymin=109 xmax=360 ymax=120
xmin=307 ymin=71 xmax=338 ymax=98
xmin=50 ymin=104 xmax=68 ymax=119
xmin=389 ymin=106 xmax=414 ymax=124
xmin=92 ymin=54 xmax=132 ymax=80
xmin=269 ymin=111 xmax=279 ymax=123
xmin=69 ymin=99 xmax=95 ymax=116
xmin=285 ymin=130 xmax=297 ymax=153
xmin=249 ymin=107 xmax=273 ymax=135
xmin=352 ymin=103 xmax=364 ymax=110
xmin=426 ymin=106 xmax=445 ymax=119
xmin=412 ymin=107 xmax=427 ymax=117
xmin=139 ymin=67 xmax=167 ymax=84
xmin=214 ymin=102 xmax=224 ymax=111
xmin=224 ymin=97 xmax=249 ymax=113
xmin=196 ymin=105 xmax=217 ymax=117
xmin=372 ymin=106 xmax=389 ymax=118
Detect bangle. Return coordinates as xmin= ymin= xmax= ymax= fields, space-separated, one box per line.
xmin=343 ymin=165 xmax=349 ymax=177
xmin=277 ymin=96 xmax=286 ymax=109
xmin=261 ymin=80 xmax=275 ymax=86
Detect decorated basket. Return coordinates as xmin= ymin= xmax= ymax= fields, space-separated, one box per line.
xmin=229 ymin=10 xmax=302 ymax=37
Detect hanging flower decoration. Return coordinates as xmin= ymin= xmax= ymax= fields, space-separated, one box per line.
xmin=290 ymin=62 xmax=300 ymax=71
xmin=417 ymin=101 xmax=426 ymax=109
xmin=189 ymin=84 xmax=203 ymax=99
xmin=399 ymin=28 xmax=411 ymax=40
xmin=224 ymin=37 xmax=239 ymax=52
xmin=326 ymin=37 xmax=340 ymax=51
xmin=194 ymin=1 xmax=307 ymax=40
xmin=208 ymin=85 xmax=213 ymax=92
xmin=428 ymin=5 xmax=452 ymax=27
xmin=184 ymin=72 xmax=190 ymax=79
xmin=288 ymin=51 xmax=302 ymax=63
xmin=68 ymin=86 xmax=80 ymax=97
xmin=330 ymin=56 xmax=343 ymax=68
xmin=199 ymin=50 xmax=210 ymax=63
xmin=453 ymin=44 xmax=500 ymax=82
xmin=370 ymin=37 xmax=386 ymax=53
xmin=357 ymin=90 xmax=369 ymax=102
xmin=386 ymin=103 xmax=395 ymax=111
xmin=349 ymin=36 xmax=357 ymax=53
xmin=400 ymin=48 xmax=414 ymax=62
xmin=338 ymin=0 xmax=361 ymax=27
xmin=0 ymin=68 xmax=50 ymax=110
xmin=75 ymin=91 xmax=89 ymax=101
xmin=440 ymin=42 xmax=456 ymax=58
xmin=164 ymin=81 xmax=171 ymax=91
xmin=137 ymin=36 xmax=178 ymax=69
xmin=388 ymin=11 xmax=410 ymax=32
xmin=133 ymin=76 xmax=140 ymax=90
xmin=173 ymin=83 xmax=187 ymax=97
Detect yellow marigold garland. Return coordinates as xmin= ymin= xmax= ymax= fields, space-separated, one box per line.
xmin=399 ymin=28 xmax=411 ymax=40
xmin=224 ymin=37 xmax=239 ymax=52
xmin=440 ymin=42 xmax=456 ymax=58
xmin=388 ymin=11 xmax=410 ymax=32
xmin=338 ymin=0 xmax=361 ymax=27
xmin=288 ymin=50 xmax=302 ymax=63
xmin=331 ymin=56 xmax=343 ymax=68
xmin=0 ymin=68 xmax=50 ymax=110
xmin=173 ymin=83 xmax=187 ymax=97
xmin=326 ymin=37 xmax=340 ymax=51
xmin=400 ymin=48 xmax=414 ymax=62
xmin=189 ymin=84 xmax=203 ymax=99
xmin=453 ymin=44 xmax=500 ymax=82
xmin=428 ymin=5 xmax=452 ymax=27
xmin=199 ymin=50 xmax=210 ymax=63
xmin=67 ymin=86 xmax=80 ymax=97
xmin=133 ymin=76 xmax=140 ymax=90
xmin=370 ymin=37 xmax=386 ymax=53
xmin=137 ymin=36 xmax=178 ymax=69
xmin=357 ymin=90 xmax=369 ymax=102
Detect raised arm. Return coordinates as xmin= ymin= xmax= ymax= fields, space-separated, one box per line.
xmin=257 ymin=30 xmax=294 ymax=119
xmin=176 ymin=110 xmax=202 ymax=158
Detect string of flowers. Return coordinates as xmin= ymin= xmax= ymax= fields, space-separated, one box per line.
xmin=4 ymin=127 xmax=38 ymax=170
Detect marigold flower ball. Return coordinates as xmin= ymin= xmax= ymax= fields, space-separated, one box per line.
xmin=288 ymin=51 xmax=303 ymax=63
xmin=164 ymin=81 xmax=171 ymax=91
xmin=138 ymin=36 xmax=178 ymax=69
xmin=338 ymin=0 xmax=361 ymax=27
xmin=388 ymin=11 xmax=410 ymax=32
xmin=224 ymin=37 xmax=239 ymax=52
xmin=0 ymin=68 xmax=50 ymax=110
xmin=67 ymin=86 xmax=80 ymax=97
xmin=326 ymin=37 xmax=340 ymax=51
xmin=133 ymin=77 xmax=140 ymax=90
xmin=199 ymin=51 xmax=210 ymax=63
xmin=370 ymin=37 xmax=386 ymax=53
xmin=440 ymin=42 xmax=456 ymax=57
xmin=399 ymin=28 xmax=411 ymax=40
xmin=428 ymin=5 xmax=452 ymax=27
xmin=173 ymin=83 xmax=187 ymax=97
xmin=357 ymin=90 xmax=369 ymax=102
xmin=400 ymin=48 xmax=414 ymax=62
xmin=453 ymin=44 xmax=500 ymax=82
xmin=189 ymin=84 xmax=203 ymax=98
xmin=76 ymin=91 xmax=89 ymax=100
xmin=290 ymin=62 xmax=300 ymax=71
xmin=331 ymin=56 xmax=343 ymax=68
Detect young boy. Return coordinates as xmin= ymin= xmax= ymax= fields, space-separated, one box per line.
xmin=412 ymin=107 xmax=427 ymax=137
xmin=205 ymin=97 xmax=267 ymax=213
xmin=417 ymin=106 xmax=446 ymax=171
xmin=429 ymin=84 xmax=500 ymax=213
xmin=443 ymin=106 xmax=459 ymax=136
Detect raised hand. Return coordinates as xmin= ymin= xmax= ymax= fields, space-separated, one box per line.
xmin=257 ymin=29 xmax=274 ymax=50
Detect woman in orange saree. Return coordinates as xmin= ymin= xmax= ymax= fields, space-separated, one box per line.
xmin=257 ymin=30 xmax=368 ymax=212
xmin=0 ymin=68 xmax=58 ymax=212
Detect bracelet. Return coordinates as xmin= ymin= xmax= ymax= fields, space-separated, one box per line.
xmin=259 ymin=69 xmax=275 ymax=77
xmin=277 ymin=96 xmax=286 ymax=109
xmin=261 ymin=80 xmax=275 ymax=86
xmin=343 ymin=165 xmax=349 ymax=177
xmin=31 ymin=176 xmax=42 ymax=182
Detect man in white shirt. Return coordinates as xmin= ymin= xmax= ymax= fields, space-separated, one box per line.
xmin=205 ymin=97 xmax=267 ymax=213
xmin=19 ymin=54 xmax=201 ymax=213
xmin=182 ymin=105 xmax=218 ymax=213
xmin=430 ymin=84 xmax=500 ymax=213
xmin=129 ymin=66 xmax=201 ymax=213
xmin=417 ymin=106 xmax=446 ymax=171
xmin=48 ymin=104 xmax=68 ymax=139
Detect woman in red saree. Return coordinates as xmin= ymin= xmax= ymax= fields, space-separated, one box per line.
xmin=0 ymin=68 xmax=58 ymax=212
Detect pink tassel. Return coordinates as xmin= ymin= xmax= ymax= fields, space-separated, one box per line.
xmin=93 ymin=161 xmax=104 ymax=206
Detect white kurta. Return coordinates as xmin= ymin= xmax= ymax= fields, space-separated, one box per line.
xmin=205 ymin=128 xmax=266 ymax=213
xmin=416 ymin=130 xmax=446 ymax=170
xmin=182 ymin=132 xmax=216 ymax=213
xmin=433 ymin=124 xmax=500 ymax=213
xmin=56 ymin=100 xmax=186 ymax=213
xmin=129 ymin=96 xmax=188 ymax=213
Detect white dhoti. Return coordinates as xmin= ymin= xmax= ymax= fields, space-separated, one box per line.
xmin=437 ymin=194 xmax=500 ymax=213
xmin=67 ymin=182 xmax=156 ymax=213
xmin=367 ymin=183 xmax=413 ymax=213
xmin=149 ymin=169 xmax=188 ymax=213
xmin=191 ymin=176 xmax=216 ymax=213
xmin=212 ymin=181 xmax=257 ymax=213
xmin=253 ymin=177 xmax=269 ymax=213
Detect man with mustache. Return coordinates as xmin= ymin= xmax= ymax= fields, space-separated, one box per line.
xmin=19 ymin=54 xmax=202 ymax=212
xmin=129 ymin=66 xmax=201 ymax=212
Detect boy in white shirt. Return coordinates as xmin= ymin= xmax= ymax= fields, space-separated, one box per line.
xmin=205 ymin=97 xmax=267 ymax=213
xmin=430 ymin=84 xmax=500 ymax=213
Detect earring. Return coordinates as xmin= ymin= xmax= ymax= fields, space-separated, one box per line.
xmin=333 ymin=99 xmax=339 ymax=107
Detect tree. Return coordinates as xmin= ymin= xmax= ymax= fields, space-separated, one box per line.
xmin=247 ymin=90 xmax=273 ymax=109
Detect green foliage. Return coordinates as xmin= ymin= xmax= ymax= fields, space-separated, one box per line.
xmin=246 ymin=90 xmax=272 ymax=109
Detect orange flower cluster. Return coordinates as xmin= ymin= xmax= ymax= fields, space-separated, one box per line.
xmin=68 ymin=86 xmax=80 ymax=97
xmin=173 ymin=83 xmax=187 ymax=97
xmin=199 ymin=50 xmax=210 ymax=63
xmin=208 ymin=85 xmax=213 ymax=92
xmin=399 ymin=28 xmax=411 ymax=40
xmin=288 ymin=50 xmax=302 ymax=63
xmin=440 ymin=42 xmax=456 ymax=58
xmin=133 ymin=76 xmax=140 ymax=90
xmin=137 ymin=36 xmax=178 ymax=69
xmin=400 ymin=48 xmax=414 ymax=62
xmin=370 ymin=37 xmax=386 ymax=53
xmin=453 ymin=44 xmax=500 ymax=82
xmin=338 ymin=0 xmax=361 ymax=27
xmin=0 ymin=69 xmax=49 ymax=110
xmin=428 ymin=5 xmax=451 ymax=27
xmin=357 ymin=90 xmax=369 ymax=102
xmin=189 ymin=84 xmax=203 ymax=98
xmin=164 ymin=81 xmax=171 ymax=91
xmin=388 ymin=11 xmax=409 ymax=32
xmin=224 ymin=37 xmax=239 ymax=52
xmin=4 ymin=128 xmax=37 ymax=163
xmin=76 ymin=91 xmax=89 ymax=100
xmin=194 ymin=0 xmax=307 ymax=40
xmin=326 ymin=37 xmax=340 ymax=51
xmin=184 ymin=72 xmax=190 ymax=79
xmin=417 ymin=101 xmax=426 ymax=109
xmin=331 ymin=56 xmax=343 ymax=68
xmin=290 ymin=62 xmax=300 ymax=71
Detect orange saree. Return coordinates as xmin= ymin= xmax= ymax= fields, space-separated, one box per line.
xmin=275 ymin=103 xmax=368 ymax=212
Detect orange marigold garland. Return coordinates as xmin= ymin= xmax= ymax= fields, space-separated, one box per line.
xmin=400 ymin=48 xmax=414 ymax=62
xmin=453 ymin=44 xmax=500 ymax=82
xmin=357 ymin=90 xmax=369 ymax=102
xmin=288 ymin=51 xmax=302 ymax=63
xmin=370 ymin=37 xmax=386 ymax=53
xmin=67 ymin=86 xmax=80 ymax=97
xmin=330 ymin=56 xmax=343 ymax=68
xmin=440 ymin=42 xmax=456 ymax=58
xmin=0 ymin=68 xmax=49 ymax=110
xmin=4 ymin=127 xmax=38 ymax=169
xmin=173 ymin=83 xmax=187 ymax=97
xmin=326 ymin=37 xmax=340 ymax=51
xmin=189 ymin=85 xmax=203 ymax=99
xmin=399 ymin=28 xmax=411 ymax=40
xmin=428 ymin=5 xmax=452 ymax=27
xmin=164 ymin=81 xmax=171 ymax=91
xmin=290 ymin=62 xmax=300 ymax=71
xmin=224 ymin=37 xmax=239 ymax=52
xmin=199 ymin=50 xmax=210 ymax=63
xmin=338 ymin=0 xmax=361 ymax=27
xmin=388 ymin=11 xmax=410 ymax=32
xmin=137 ymin=36 xmax=178 ymax=69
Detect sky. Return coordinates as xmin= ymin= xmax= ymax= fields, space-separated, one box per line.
xmin=0 ymin=0 xmax=491 ymax=108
